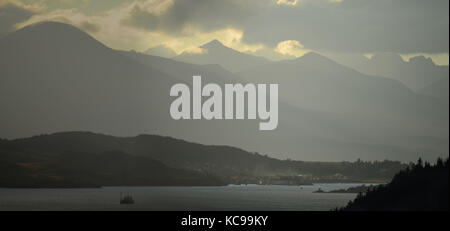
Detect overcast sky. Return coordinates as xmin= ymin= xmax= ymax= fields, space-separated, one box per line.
xmin=1 ymin=0 xmax=448 ymax=64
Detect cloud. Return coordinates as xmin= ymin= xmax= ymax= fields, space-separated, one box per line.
xmin=15 ymin=8 xmax=102 ymax=34
xmin=247 ymin=47 xmax=295 ymax=61
xmin=158 ymin=27 xmax=264 ymax=56
xmin=182 ymin=46 xmax=207 ymax=54
xmin=123 ymin=0 xmax=449 ymax=54
xmin=7 ymin=0 xmax=449 ymax=56
xmin=276 ymin=0 xmax=342 ymax=7
xmin=275 ymin=40 xmax=308 ymax=57
xmin=122 ymin=0 xmax=262 ymax=36
xmin=276 ymin=0 xmax=299 ymax=6
xmin=79 ymin=20 xmax=101 ymax=33
xmin=0 ymin=0 xmax=40 ymax=36
xmin=242 ymin=0 xmax=449 ymax=54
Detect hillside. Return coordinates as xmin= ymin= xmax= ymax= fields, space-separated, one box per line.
xmin=341 ymin=158 xmax=449 ymax=211
xmin=0 ymin=132 xmax=407 ymax=187
xmin=419 ymin=76 xmax=449 ymax=100
xmin=0 ymin=138 xmax=224 ymax=188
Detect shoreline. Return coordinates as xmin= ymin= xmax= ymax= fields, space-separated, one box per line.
xmin=0 ymin=182 xmax=386 ymax=189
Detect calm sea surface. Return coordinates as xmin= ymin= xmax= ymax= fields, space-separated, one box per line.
xmin=0 ymin=183 xmax=372 ymax=211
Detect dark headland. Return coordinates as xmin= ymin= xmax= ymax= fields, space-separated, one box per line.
xmin=0 ymin=131 xmax=405 ymax=188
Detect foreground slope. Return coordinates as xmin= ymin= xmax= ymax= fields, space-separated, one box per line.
xmin=341 ymin=158 xmax=449 ymax=211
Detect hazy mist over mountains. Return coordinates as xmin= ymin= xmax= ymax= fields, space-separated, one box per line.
xmin=0 ymin=21 xmax=448 ymax=162
xmin=144 ymin=45 xmax=177 ymax=59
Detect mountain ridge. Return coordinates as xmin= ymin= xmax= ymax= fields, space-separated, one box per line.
xmin=174 ymin=39 xmax=271 ymax=73
xmin=144 ymin=44 xmax=177 ymax=58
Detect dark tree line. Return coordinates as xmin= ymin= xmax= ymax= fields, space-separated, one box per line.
xmin=340 ymin=158 xmax=449 ymax=211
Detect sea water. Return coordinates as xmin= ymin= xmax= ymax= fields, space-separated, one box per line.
xmin=0 ymin=183 xmax=371 ymax=211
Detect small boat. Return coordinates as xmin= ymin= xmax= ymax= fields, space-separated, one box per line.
xmin=120 ymin=193 xmax=135 ymax=204
xmin=314 ymin=188 xmax=325 ymax=193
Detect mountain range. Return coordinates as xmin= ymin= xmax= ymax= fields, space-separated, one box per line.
xmin=0 ymin=21 xmax=448 ymax=162
xmin=329 ymin=53 xmax=449 ymax=100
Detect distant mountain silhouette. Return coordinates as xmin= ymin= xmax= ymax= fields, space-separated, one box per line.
xmin=239 ymin=51 xmax=446 ymax=118
xmin=0 ymin=22 xmax=447 ymax=162
xmin=333 ymin=53 xmax=449 ymax=93
xmin=295 ymin=52 xmax=346 ymax=69
xmin=174 ymin=39 xmax=270 ymax=73
xmin=126 ymin=48 xmax=448 ymax=161
xmin=0 ymin=131 xmax=407 ymax=187
xmin=238 ymin=52 xmax=448 ymax=158
xmin=123 ymin=49 xmax=243 ymax=85
xmin=419 ymin=76 xmax=449 ymax=101
xmin=341 ymin=158 xmax=449 ymax=211
xmin=0 ymin=21 xmax=178 ymax=139
xmin=144 ymin=45 xmax=177 ymax=58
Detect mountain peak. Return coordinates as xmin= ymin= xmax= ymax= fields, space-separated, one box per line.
xmin=16 ymin=21 xmax=85 ymax=37
xmin=27 ymin=21 xmax=76 ymax=29
xmin=295 ymin=52 xmax=337 ymax=65
xmin=370 ymin=53 xmax=406 ymax=65
xmin=174 ymin=39 xmax=270 ymax=72
xmin=409 ymin=55 xmax=435 ymax=66
xmin=299 ymin=52 xmax=327 ymax=60
xmin=200 ymin=39 xmax=226 ymax=49
xmin=1 ymin=21 xmax=107 ymax=51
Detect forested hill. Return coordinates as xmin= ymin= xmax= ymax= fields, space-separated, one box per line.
xmin=0 ymin=132 xmax=407 ymax=187
xmin=341 ymin=158 xmax=449 ymax=211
